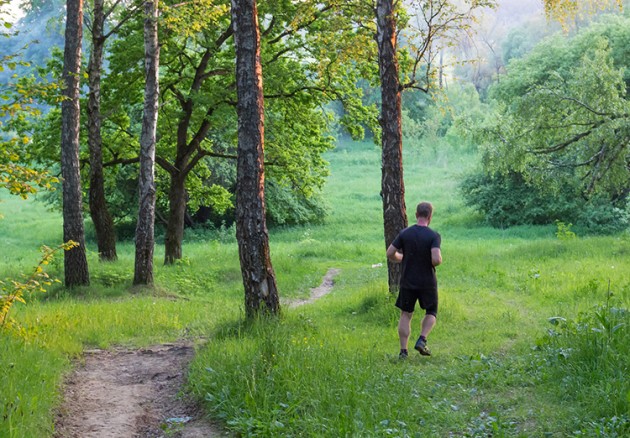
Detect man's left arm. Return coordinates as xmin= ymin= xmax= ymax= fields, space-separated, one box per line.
xmin=431 ymin=247 xmax=442 ymax=267
xmin=431 ymin=232 xmax=442 ymax=267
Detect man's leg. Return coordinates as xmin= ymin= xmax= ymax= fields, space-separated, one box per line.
xmin=420 ymin=313 xmax=436 ymax=339
xmin=398 ymin=311 xmax=414 ymax=350
xmin=415 ymin=312 xmax=436 ymax=356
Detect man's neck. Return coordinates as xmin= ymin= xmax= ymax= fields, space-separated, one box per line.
xmin=416 ymin=218 xmax=430 ymax=227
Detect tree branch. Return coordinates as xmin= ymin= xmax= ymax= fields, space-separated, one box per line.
xmin=104 ymin=0 xmax=143 ymax=39
xmin=156 ymin=155 xmax=178 ymax=175
xmin=267 ymin=5 xmax=333 ymax=45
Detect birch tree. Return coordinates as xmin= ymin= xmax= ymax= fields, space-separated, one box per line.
xmin=61 ymin=0 xmax=90 ymax=287
xmin=231 ymin=0 xmax=280 ymax=317
xmin=133 ymin=0 xmax=159 ymax=285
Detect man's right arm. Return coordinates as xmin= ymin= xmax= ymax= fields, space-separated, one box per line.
xmin=386 ymin=244 xmax=403 ymax=263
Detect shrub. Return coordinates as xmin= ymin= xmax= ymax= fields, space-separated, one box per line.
xmin=578 ymin=196 xmax=630 ymax=235
xmin=460 ymin=171 xmax=629 ymax=233
xmin=459 ymin=171 xmax=580 ymax=228
xmin=264 ymin=180 xmax=329 ymax=227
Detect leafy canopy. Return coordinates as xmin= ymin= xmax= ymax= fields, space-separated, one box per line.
xmin=480 ymin=14 xmax=630 ymax=199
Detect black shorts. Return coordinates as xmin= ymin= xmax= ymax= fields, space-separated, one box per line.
xmin=395 ymin=287 xmax=438 ymax=316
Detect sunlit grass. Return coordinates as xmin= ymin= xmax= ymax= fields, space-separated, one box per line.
xmin=1 ymin=139 xmax=629 ymax=436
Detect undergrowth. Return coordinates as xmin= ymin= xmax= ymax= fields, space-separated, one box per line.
xmin=538 ymin=287 xmax=630 ymax=436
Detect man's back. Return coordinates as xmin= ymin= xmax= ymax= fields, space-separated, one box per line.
xmin=393 ymin=225 xmax=441 ymax=290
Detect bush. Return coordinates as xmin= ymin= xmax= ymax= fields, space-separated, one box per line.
xmin=578 ymin=196 xmax=630 ymax=235
xmin=264 ymin=180 xmax=329 ymax=227
xmin=460 ymin=171 xmax=629 ymax=233
xmin=459 ymin=171 xmax=580 ymax=228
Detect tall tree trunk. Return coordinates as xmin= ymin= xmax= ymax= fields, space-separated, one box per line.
xmin=376 ymin=0 xmax=407 ymax=293
xmin=164 ymin=173 xmax=186 ymax=265
xmin=231 ymin=0 xmax=280 ymax=318
xmin=134 ymin=0 xmax=159 ymax=285
xmin=87 ymin=0 xmax=117 ymax=261
xmin=61 ymin=0 xmax=90 ymax=287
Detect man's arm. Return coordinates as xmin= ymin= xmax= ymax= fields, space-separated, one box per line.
xmin=386 ymin=244 xmax=403 ymax=263
xmin=431 ymin=248 xmax=442 ymax=267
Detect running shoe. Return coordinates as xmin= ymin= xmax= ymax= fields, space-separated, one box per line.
xmin=414 ymin=337 xmax=431 ymax=356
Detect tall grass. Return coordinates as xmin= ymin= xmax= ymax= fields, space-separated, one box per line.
xmin=1 ymin=139 xmax=629 ymax=436
xmin=539 ymin=288 xmax=630 ymax=436
xmin=184 ymin=139 xmax=629 ymax=436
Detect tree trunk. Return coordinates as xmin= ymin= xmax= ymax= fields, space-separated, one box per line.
xmin=87 ymin=0 xmax=117 ymax=262
xmin=61 ymin=0 xmax=90 ymax=287
xmin=376 ymin=0 xmax=407 ymax=293
xmin=231 ymin=0 xmax=280 ymax=318
xmin=134 ymin=0 xmax=160 ymax=285
xmin=164 ymin=173 xmax=186 ymax=265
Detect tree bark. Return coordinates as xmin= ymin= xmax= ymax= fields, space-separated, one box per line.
xmin=61 ymin=0 xmax=90 ymax=287
xmin=376 ymin=0 xmax=407 ymax=293
xmin=164 ymin=173 xmax=186 ymax=265
xmin=87 ymin=0 xmax=117 ymax=261
xmin=231 ymin=0 xmax=280 ymax=318
xmin=134 ymin=0 xmax=160 ymax=285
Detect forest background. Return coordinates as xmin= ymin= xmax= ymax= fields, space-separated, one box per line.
xmin=1 ymin=0 xmax=629 ymax=436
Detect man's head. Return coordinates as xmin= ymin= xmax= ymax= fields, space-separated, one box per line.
xmin=416 ymin=202 xmax=433 ymax=223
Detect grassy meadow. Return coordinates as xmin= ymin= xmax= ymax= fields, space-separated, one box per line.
xmin=1 ymin=139 xmax=629 ymax=437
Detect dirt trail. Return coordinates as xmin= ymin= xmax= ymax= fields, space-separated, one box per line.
xmin=283 ymin=268 xmax=340 ymax=308
xmin=55 ymin=270 xmax=339 ymax=437
xmin=54 ymin=342 xmax=222 ymax=438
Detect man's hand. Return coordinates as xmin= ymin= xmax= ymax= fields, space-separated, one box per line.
xmin=386 ymin=244 xmax=403 ymax=263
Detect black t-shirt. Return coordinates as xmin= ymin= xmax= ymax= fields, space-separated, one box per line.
xmin=391 ymin=225 xmax=441 ymax=290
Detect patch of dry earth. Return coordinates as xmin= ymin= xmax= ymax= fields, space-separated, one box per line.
xmin=54 ymin=342 xmax=222 ymax=438
xmin=55 ymin=269 xmax=341 ymax=437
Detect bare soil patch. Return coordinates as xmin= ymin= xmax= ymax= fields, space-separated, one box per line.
xmin=54 ymin=342 xmax=223 ymax=438
xmin=283 ymin=268 xmax=341 ymax=308
xmin=54 ymin=270 xmax=339 ymax=437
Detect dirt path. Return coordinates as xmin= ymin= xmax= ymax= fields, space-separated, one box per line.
xmin=54 ymin=270 xmax=339 ymax=437
xmin=54 ymin=342 xmax=222 ymax=438
xmin=283 ymin=268 xmax=341 ymax=308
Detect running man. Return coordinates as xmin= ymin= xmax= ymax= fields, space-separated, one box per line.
xmin=386 ymin=201 xmax=442 ymax=358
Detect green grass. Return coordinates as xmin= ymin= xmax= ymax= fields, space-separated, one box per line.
xmin=1 ymin=138 xmax=629 ymax=437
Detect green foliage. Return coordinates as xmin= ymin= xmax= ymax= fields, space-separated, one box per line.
xmin=265 ymin=180 xmax=329 ymax=227
xmin=578 ymin=196 xmax=630 ymax=235
xmin=460 ymin=171 xmax=581 ymax=227
xmin=23 ymin=0 xmax=373 ymax=235
xmin=480 ymin=15 xmax=630 ymax=200
xmin=460 ymin=170 xmax=630 ymax=232
xmin=555 ymin=220 xmax=577 ymax=240
xmin=0 ymin=242 xmax=76 ymax=336
xmin=0 ymin=7 xmax=60 ymax=199
xmin=538 ymin=291 xmax=630 ymax=432
xmin=407 ymin=84 xmax=490 ymax=154
xmin=501 ymin=27 xmax=543 ymax=65
xmin=461 ymin=15 xmax=630 ymax=230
